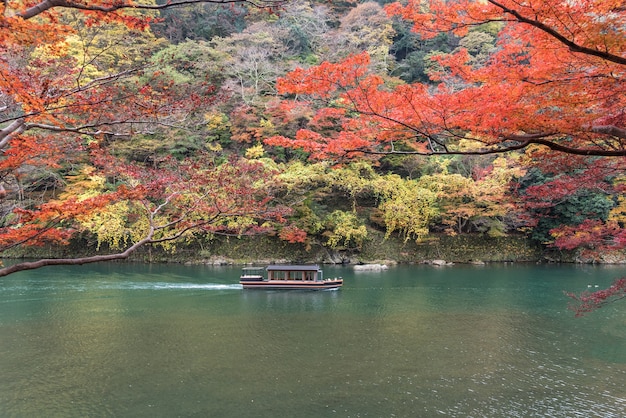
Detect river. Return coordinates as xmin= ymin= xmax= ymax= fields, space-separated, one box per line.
xmin=0 ymin=262 xmax=625 ymax=417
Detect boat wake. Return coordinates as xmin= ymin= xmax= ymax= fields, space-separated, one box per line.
xmin=103 ymin=282 xmax=244 ymax=291
xmin=1 ymin=282 xmax=244 ymax=292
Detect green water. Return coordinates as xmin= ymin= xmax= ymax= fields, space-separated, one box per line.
xmin=0 ymin=263 xmax=625 ymax=417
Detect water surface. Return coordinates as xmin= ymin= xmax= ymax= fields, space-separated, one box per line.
xmin=1 ymin=263 xmax=625 ymax=417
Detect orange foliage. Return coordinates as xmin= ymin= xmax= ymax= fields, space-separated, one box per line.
xmin=271 ymin=0 xmax=625 ymax=159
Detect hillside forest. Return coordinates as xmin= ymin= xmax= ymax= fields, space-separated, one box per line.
xmin=0 ymin=0 xmax=625 ymax=312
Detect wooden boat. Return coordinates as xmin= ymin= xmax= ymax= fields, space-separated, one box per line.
xmin=240 ymin=264 xmax=343 ymax=290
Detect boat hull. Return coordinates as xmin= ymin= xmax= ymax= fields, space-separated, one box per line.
xmin=240 ymin=279 xmax=343 ymax=290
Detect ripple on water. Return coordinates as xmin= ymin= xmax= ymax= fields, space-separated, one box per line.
xmin=2 ymin=264 xmax=626 ymax=417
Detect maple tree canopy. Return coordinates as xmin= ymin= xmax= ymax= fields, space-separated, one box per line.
xmin=0 ymin=0 xmax=625 ymax=289
xmin=0 ymin=0 xmax=288 ymax=276
xmin=268 ymin=0 xmax=625 ymax=159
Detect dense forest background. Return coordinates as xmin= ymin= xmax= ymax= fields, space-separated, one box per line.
xmin=1 ymin=0 xmax=625 ymax=274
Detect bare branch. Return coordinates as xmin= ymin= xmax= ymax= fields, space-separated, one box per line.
xmin=592 ymin=125 xmax=626 ymax=140
xmin=0 ymin=118 xmax=25 ymax=149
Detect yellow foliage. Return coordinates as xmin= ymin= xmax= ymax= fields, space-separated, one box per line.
xmin=245 ymin=143 xmax=265 ymax=159
xmin=326 ymin=162 xmax=377 ymax=199
xmin=608 ymin=176 xmax=626 ymax=223
xmin=58 ymin=167 xmax=107 ymax=201
xmin=324 ymin=210 xmax=368 ymax=250
xmin=280 ymin=162 xmax=440 ymax=242
xmin=378 ymin=182 xmax=438 ymax=242
xmin=207 ymin=143 xmax=223 ymax=152
xmin=413 ymin=155 xmax=525 ymax=234
xmin=278 ymin=161 xmax=330 ymax=193
xmin=205 ymin=113 xmax=229 ymax=130
xmin=259 ymin=118 xmax=274 ymax=129
xmin=78 ymin=201 xmax=146 ymax=250
xmin=57 ymin=11 xmax=166 ymax=82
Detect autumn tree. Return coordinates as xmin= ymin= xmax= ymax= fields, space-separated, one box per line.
xmin=274 ymin=160 xmax=441 ymax=245
xmin=517 ymin=159 xmax=617 ymax=247
xmin=416 ymin=156 xmax=523 ymax=236
xmin=322 ymin=210 xmax=367 ymax=251
xmin=266 ymin=0 xmax=625 ymax=312
xmin=269 ymin=0 xmax=624 ymax=158
xmin=0 ymin=0 xmax=287 ymax=276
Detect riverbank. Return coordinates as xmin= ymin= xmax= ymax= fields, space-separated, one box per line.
xmin=6 ymin=229 xmax=625 ymax=266
xmin=1 ymin=230 xmax=549 ymax=265
xmin=183 ymin=230 xmax=545 ymax=266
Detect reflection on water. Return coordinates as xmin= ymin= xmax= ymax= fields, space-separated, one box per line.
xmin=0 ymin=263 xmax=625 ymax=417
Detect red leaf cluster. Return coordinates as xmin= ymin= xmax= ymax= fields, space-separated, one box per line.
xmin=566 ymin=278 xmax=626 ymax=317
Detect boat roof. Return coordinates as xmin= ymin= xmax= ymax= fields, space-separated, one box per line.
xmin=266 ymin=264 xmax=321 ymax=271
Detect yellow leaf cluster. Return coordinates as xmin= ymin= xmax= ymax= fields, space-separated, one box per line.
xmin=324 ymin=210 xmax=368 ymax=250
xmin=78 ymin=201 xmax=144 ymax=250
xmin=245 ymin=143 xmax=265 ymax=159
xmin=378 ymin=180 xmax=438 ymax=242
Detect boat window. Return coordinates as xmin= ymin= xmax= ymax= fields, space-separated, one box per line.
xmin=290 ymin=271 xmax=303 ymax=281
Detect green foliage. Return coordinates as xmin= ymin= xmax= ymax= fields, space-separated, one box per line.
xmin=519 ymin=168 xmax=615 ymax=244
xmin=152 ymin=3 xmax=248 ymax=42
xmin=532 ymin=191 xmax=614 ymax=244
xmin=110 ymin=134 xmax=206 ymax=163
xmin=457 ymin=31 xmax=496 ymax=67
xmin=149 ymin=40 xmax=229 ymax=85
xmin=292 ymin=202 xmax=324 ymax=235
xmin=390 ymin=20 xmax=457 ymax=83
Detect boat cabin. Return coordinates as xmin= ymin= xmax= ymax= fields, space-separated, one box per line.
xmin=266 ymin=265 xmax=323 ymax=281
xmin=239 ymin=264 xmax=342 ymax=290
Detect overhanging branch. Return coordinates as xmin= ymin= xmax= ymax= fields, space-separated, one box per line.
xmin=17 ymin=0 xmax=287 ymax=20
xmin=353 ymin=133 xmax=626 ymax=157
xmin=0 ymin=234 xmax=153 ymax=277
xmin=592 ymin=125 xmax=626 ymax=140
xmin=488 ymin=0 xmax=626 ymax=66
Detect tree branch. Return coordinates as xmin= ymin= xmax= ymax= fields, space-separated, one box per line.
xmin=355 ymin=132 xmax=626 ymax=157
xmin=592 ymin=125 xmax=626 ymax=140
xmin=488 ymin=0 xmax=626 ymax=66
xmin=0 ymin=233 xmax=153 ymax=277
xmin=17 ymin=0 xmax=286 ymax=20
xmin=0 ymin=118 xmax=25 ymax=149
